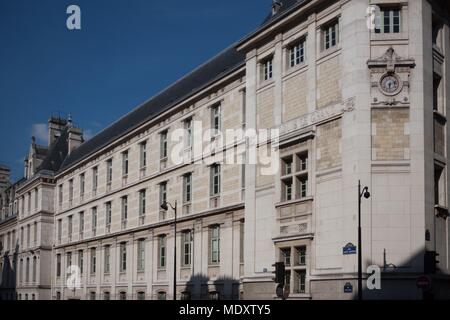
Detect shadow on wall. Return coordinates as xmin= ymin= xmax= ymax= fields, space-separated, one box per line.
xmin=0 ymin=241 xmax=18 ymax=300
xmin=183 ymin=274 xmax=240 ymax=300
xmin=349 ymin=247 xmax=450 ymax=300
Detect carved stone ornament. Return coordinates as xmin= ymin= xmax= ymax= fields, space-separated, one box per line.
xmin=367 ymin=47 xmax=415 ymax=106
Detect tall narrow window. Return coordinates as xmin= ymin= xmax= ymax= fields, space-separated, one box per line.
xmin=27 ymin=224 xmax=30 ymax=247
xmin=122 ymin=151 xmax=129 ymax=176
xmin=57 ymin=219 xmax=62 ymax=242
xmin=184 ymin=118 xmax=193 ymax=148
xmin=210 ymin=164 xmax=221 ymax=196
xmin=160 ymin=182 xmax=167 ymax=207
xmin=56 ymin=254 xmax=61 ymax=277
xmin=91 ymin=207 xmax=97 ymax=235
xmin=323 ymin=20 xmax=339 ymax=50
xmin=139 ymin=141 xmax=147 ymax=169
xmin=121 ymin=196 xmax=128 ymax=229
xmin=66 ymin=252 xmax=72 ymax=269
xmin=78 ymin=250 xmax=84 ymax=274
xmin=262 ymin=57 xmax=273 ymax=81
xmin=120 ymin=243 xmax=127 ymax=273
xmin=34 ymin=188 xmax=38 ymax=211
xmin=158 ymin=235 xmax=166 ymax=268
xmin=68 ymin=215 xmax=73 ymax=240
xmin=211 ymin=105 xmax=222 ymax=134
xmin=106 ymin=159 xmax=113 ymax=186
xmin=240 ymin=220 xmax=245 ymax=264
xmin=104 ymin=245 xmax=110 ymax=274
xmin=92 ymin=167 xmax=98 ymax=194
xmin=289 ymin=39 xmax=305 ymax=68
xmin=58 ymin=184 xmax=63 ymax=207
xmin=32 ymin=256 xmax=37 ymax=282
xmin=160 ymin=131 xmax=168 ymax=160
xmin=105 ymin=202 xmax=112 ymax=232
xmin=79 ymin=173 xmax=85 ymax=199
xmin=79 ymin=212 xmax=84 ymax=235
xmin=137 ymin=239 xmax=145 ymax=272
xmin=183 ymin=173 xmax=192 ymax=204
xmin=90 ymin=248 xmax=96 ymax=275
xmin=139 ymin=190 xmax=146 ymax=225
xmin=68 ymin=180 xmax=73 ymax=205
xmin=209 ymin=226 xmax=220 ymax=265
xmin=182 ymin=231 xmax=192 ymax=267
xmin=26 ymin=257 xmax=30 ymax=282
xmin=33 ymin=222 xmax=37 ymax=245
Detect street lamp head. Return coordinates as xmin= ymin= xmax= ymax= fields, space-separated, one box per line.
xmin=160 ymin=202 xmax=168 ymax=211
xmin=363 ymin=188 xmax=371 ymax=199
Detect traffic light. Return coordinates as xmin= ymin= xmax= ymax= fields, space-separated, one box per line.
xmin=272 ymin=262 xmax=286 ymax=287
xmin=424 ymin=251 xmax=439 ymax=274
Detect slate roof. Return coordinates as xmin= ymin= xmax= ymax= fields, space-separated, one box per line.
xmin=34 ymin=144 xmax=49 ymax=160
xmin=57 ymin=0 xmax=305 ymax=174
xmin=37 ymin=128 xmax=69 ymax=173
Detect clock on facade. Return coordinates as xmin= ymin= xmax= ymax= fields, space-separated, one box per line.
xmin=379 ymin=73 xmax=402 ymax=96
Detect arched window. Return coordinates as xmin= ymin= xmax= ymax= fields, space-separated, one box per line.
xmin=181 ymin=291 xmax=191 ymax=301
xmin=26 ymin=258 xmax=30 ymax=283
xmin=209 ymin=291 xmax=220 ymax=301
xmin=119 ymin=292 xmax=127 ymax=300
xmin=103 ymin=292 xmax=110 ymax=300
xmin=137 ymin=291 xmax=145 ymax=300
xmin=157 ymin=291 xmax=166 ymax=300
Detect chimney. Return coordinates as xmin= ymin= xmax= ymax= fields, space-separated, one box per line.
xmin=272 ymin=0 xmax=283 ymax=15
xmin=68 ymin=126 xmax=84 ymax=155
xmin=48 ymin=117 xmax=68 ymax=146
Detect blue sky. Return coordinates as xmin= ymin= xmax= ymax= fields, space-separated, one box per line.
xmin=0 ymin=0 xmax=270 ymax=181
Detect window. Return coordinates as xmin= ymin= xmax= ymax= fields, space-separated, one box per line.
xmin=79 ymin=212 xmax=84 ymax=234
xmin=68 ymin=215 xmax=73 ymax=239
xmin=289 ymin=39 xmax=305 ymax=68
xmin=181 ymin=292 xmax=191 ymax=301
xmin=297 ymin=176 xmax=308 ymax=199
xmin=90 ymin=292 xmax=96 ymax=300
xmin=66 ymin=252 xmax=72 ymax=269
xmin=105 ymin=202 xmax=112 ymax=231
xmin=34 ymin=188 xmax=38 ymax=211
xmin=119 ymin=292 xmax=127 ymax=300
xmin=27 ymin=224 xmax=30 ymax=247
xmin=160 ymin=131 xmax=168 ymax=159
xmin=68 ymin=179 xmax=73 ymax=204
xmin=103 ymin=292 xmax=110 ymax=300
xmin=295 ymin=270 xmax=306 ymax=294
xmin=283 ymin=156 xmax=293 ymax=176
xmin=158 ymin=235 xmax=166 ymax=268
xmin=159 ymin=182 xmax=167 ymax=210
xmin=104 ymin=245 xmax=110 ymax=274
xmin=33 ymin=222 xmax=37 ymax=244
xmin=239 ymin=220 xmax=245 ymax=264
xmin=57 ymin=219 xmax=62 ymax=242
xmin=56 ymin=292 xmax=61 ymax=300
xmin=262 ymin=57 xmax=273 ymax=81
xmin=92 ymin=167 xmax=98 ymax=193
xmin=121 ymin=197 xmax=128 ymax=229
xmin=19 ymin=259 xmax=23 ymax=283
xmin=122 ymin=151 xmax=129 ymax=176
xmin=322 ymin=20 xmax=339 ymax=50
xmin=157 ymin=292 xmax=166 ymax=300
xmin=375 ymin=8 xmax=400 ymax=34
xmin=210 ymin=164 xmax=221 ymax=196
xmin=90 ymin=248 xmax=96 ymax=274
xmin=182 ymin=230 xmax=192 ymax=267
xmin=209 ymin=226 xmax=220 ymax=265
xmin=184 ymin=118 xmax=193 ymax=148
xmin=106 ymin=159 xmax=113 ymax=185
xmin=137 ymin=292 xmax=146 ymax=301
xmin=140 ymin=141 xmax=147 ymax=169
xmin=209 ymin=291 xmax=220 ymax=301
xmin=137 ymin=239 xmax=145 ymax=272
xmin=120 ymin=243 xmax=127 ymax=273
xmin=56 ymin=254 xmax=61 ymax=277
xmin=78 ymin=250 xmax=84 ymax=274
xmin=183 ymin=173 xmax=192 ymax=204
xmin=211 ymin=104 xmax=222 ymax=134
xmin=297 ymin=246 xmax=307 ymax=266
xmin=32 ymin=256 xmax=37 ymax=282
xmin=80 ymin=173 xmax=85 ymax=199
xmin=281 ymin=248 xmax=291 ymax=266
xmin=27 ymin=192 xmax=31 ymax=214
xmin=139 ymin=189 xmax=146 ymax=219
xmin=282 ymin=178 xmax=293 ymax=201
xmin=91 ymin=207 xmax=97 ymax=235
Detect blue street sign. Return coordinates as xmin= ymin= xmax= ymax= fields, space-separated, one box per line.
xmin=344 ymin=283 xmax=353 ymax=293
xmin=343 ymin=243 xmax=357 ymax=255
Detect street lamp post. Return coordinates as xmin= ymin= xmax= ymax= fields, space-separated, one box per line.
xmin=161 ymin=200 xmax=177 ymax=301
xmin=358 ymin=180 xmax=370 ymax=301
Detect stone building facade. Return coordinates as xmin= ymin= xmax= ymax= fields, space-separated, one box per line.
xmin=1 ymin=0 xmax=450 ymax=300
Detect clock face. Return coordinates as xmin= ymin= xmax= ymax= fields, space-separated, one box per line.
xmin=380 ymin=74 xmax=401 ymax=95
